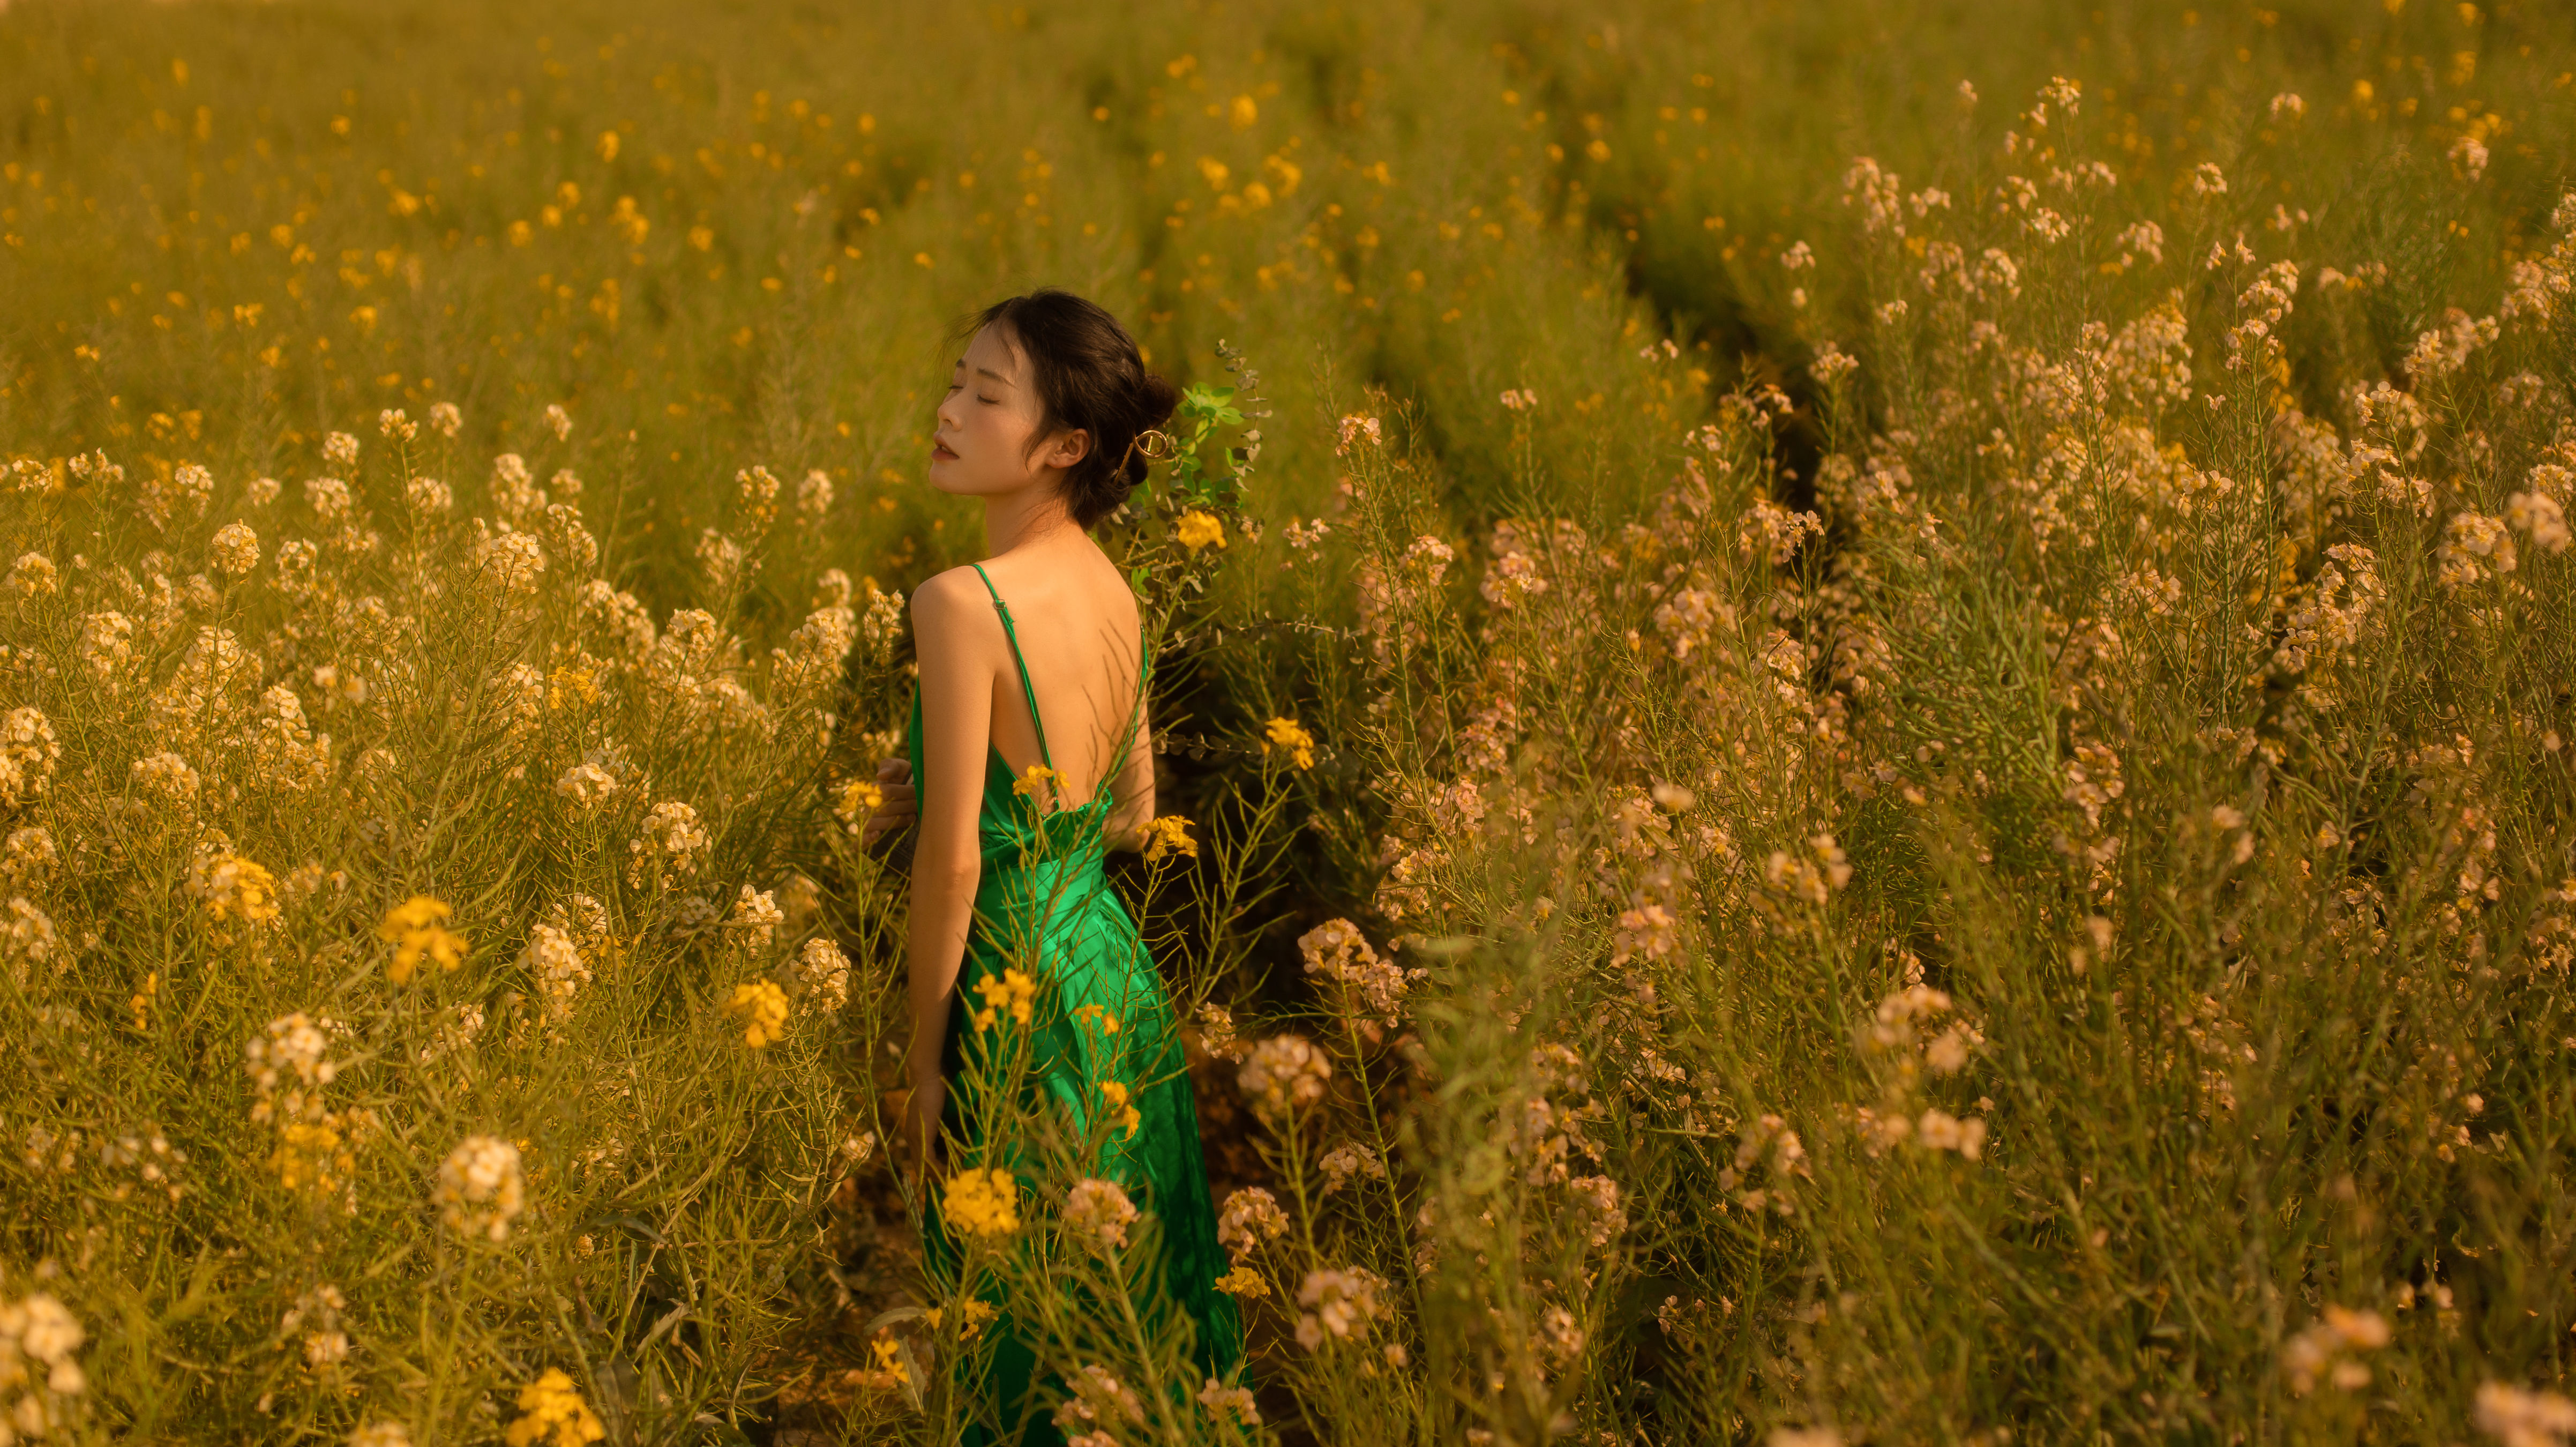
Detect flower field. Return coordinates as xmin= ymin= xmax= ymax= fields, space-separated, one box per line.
xmin=4 ymin=0 xmax=2576 ymax=1442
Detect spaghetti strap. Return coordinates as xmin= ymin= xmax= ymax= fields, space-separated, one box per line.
xmin=970 ymin=562 xmax=1055 ymax=771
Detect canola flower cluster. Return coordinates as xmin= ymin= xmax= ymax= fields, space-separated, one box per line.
xmin=941 ymin=1167 xmax=1021 ymax=1239
xmin=0 ymin=349 xmax=883 ymax=1431
xmin=503 ymin=1368 xmax=606 ymax=1447
xmin=726 ymin=979 xmax=790 ymax=1048
xmin=0 ymin=1290 xmax=88 ymax=1442
xmin=433 ymin=1136 xmax=526 ymax=1243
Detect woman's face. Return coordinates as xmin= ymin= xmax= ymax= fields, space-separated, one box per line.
xmin=928 ymin=323 xmax=1089 ymax=503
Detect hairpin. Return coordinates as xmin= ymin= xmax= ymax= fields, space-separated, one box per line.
xmin=1122 ymin=428 xmax=1178 ymax=469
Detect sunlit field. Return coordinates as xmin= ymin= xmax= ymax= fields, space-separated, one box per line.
xmin=4 ymin=0 xmax=2576 ymax=1441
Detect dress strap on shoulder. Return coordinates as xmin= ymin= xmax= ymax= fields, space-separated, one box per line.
xmin=970 ymin=563 xmax=1055 ymax=771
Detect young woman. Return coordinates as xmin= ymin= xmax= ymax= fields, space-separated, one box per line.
xmin=860 ymin=289 xmax=1242 ymax=1441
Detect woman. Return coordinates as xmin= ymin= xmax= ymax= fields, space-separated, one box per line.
xmin=860 ymin=289 xmax=1243 ymax=1442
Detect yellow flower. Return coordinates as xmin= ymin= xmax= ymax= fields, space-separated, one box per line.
xmin=727 ymin=979 xmax=790 ymax=1048
xmin=271 ymin=1118 xmax=351 ymax=1194
xmin=1012 ymin=763 xmax=1065 ymax=801
xmin=1100 ymin=1079 xmax=1141 ymax=1139
xmin=943 ymin=1166 xmax=1021 ymax=1236
xmin=970 ymin=967 xmax=1038 ymax=1032
xmin=1175 ymin=510 xmax=1227 ymax=552
xmin=1214 ymin=1265 xmax=1270 ymax=1299
xmin=926 ymin=1299 xmax=998 ymax=1341
xmin=191 ymin=852 xmax=283 ymax=927
xmin=129 ymin=971 xmax=158 ymax=1032
xmin=504 ymin=1368 xmax=606 ymax=1447
xmin=835 ymin=777 xmax=884 ymax=827
xmin=1142 ymin=814 xmax=1197 ymax=863
xmin=868 ymin=1331 xmax=908 ymax=1386
xmin=1262 ymin=717 xmax=1316 ymax=771
xmin=545 ymin=666 xmax=599 ymax=710
xmin=378 ymin=896 xmax=466 ymax=983
xmin=1073 ymin=1002 xmax=1122 ymax=1036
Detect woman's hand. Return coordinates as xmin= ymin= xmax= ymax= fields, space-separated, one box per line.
xmin=863 ymin=756 xmax=917 ymax=853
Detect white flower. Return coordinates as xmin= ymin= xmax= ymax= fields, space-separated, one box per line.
xmin=792 ymin=937 xmax=850 ymax=1010
xmin=520 ymin=923 xmax=591 ymax=1020
xmin=1198 ymin=1377 xmax=1260 ymax=1428
xmin=627 ymin=801 xmax=710 ymax=889
xmin=1292 ymin=1266 xmax=1389 ymax=1349
xmin=796 ymin=469 xmax=834 ymax=519
xmin=79 ymin=611 xmax=136 ymax=688
xmin=433 ymin=1135 xmax=526 ymax=1241
xmin=554 ymin=762 xmax=618 ymax=809
xmin=489 ymin=453 xmax=544 ymax=519
xmin=1051 ymin=1363 xmax=1144 ymax=1438
xmin=406 ymin=475 xmax=454 ymax=516
xmin=208 ymin=522 xmax=261 ymax=578
xmin=5 ymin=551 xmax=57 ymax=598
xmin=2 ymin=826 xmax=58 ymax=891
xmin=170 ymin=463 xmax=215 ymax=519
xmin=2 ymin=897 xmax=62 ymax=984
xmin=1319 ymin=1142 xmax=1389 ymax=1194
xmin=728 ymin=884 xmax=784 ymax=949
xmin=475 ymin=530 xmax=547 ymax=593
xmin=696 ymin=528 xmax=745 ymax=588
xmin=1568 ymin=1174 xmax=1628 ymax=1247
xmin=1237 ymin=1034 xmax=1332 ymax=1117
xmin=1216 ymin=1187 xmax=1289 ymax=1256
xmin=1064 ymin=1178 xmax=1139 ymax=1249
xmin=305 ymin=476 xmax=353 ymax=520
xmin=0 ymin=706 xmax=61 ymax=809
xmin=0 ymin=1289 xmax=89 ymax=1414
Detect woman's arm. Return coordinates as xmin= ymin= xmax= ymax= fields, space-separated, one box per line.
xmin=898 ymin=570 xmax=993 ymax=1174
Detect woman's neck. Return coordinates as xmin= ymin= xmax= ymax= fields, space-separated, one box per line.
xmin=981 ymin=478 xmax=1079 ymax=558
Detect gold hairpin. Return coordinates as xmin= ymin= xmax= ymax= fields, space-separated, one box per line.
xmin=1133 ymin=428 xmax=1178 ymax=462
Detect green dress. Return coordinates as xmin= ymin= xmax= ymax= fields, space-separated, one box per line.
xmin=908 ymin=563 xmax=1244 ymax=1445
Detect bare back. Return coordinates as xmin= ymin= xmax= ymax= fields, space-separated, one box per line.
xmin=972 ymin=547 xmax=1146 ymax=807
xmin=909 ymin=534 xmax=1152 ymax=838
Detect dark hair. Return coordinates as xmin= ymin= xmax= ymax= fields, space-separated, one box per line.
xmin=963 ymin=288 xmax=1177 ymax=528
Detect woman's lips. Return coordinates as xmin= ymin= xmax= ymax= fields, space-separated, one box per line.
xmin=931 ymin=441 xmax=958 ymax=461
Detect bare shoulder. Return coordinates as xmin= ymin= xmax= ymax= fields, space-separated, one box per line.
xmin=909 ymin=565 xmax=997 ymax=636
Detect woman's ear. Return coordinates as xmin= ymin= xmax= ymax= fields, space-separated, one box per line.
xmin=1044 ymin=428 xmax=1092 ymax=471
